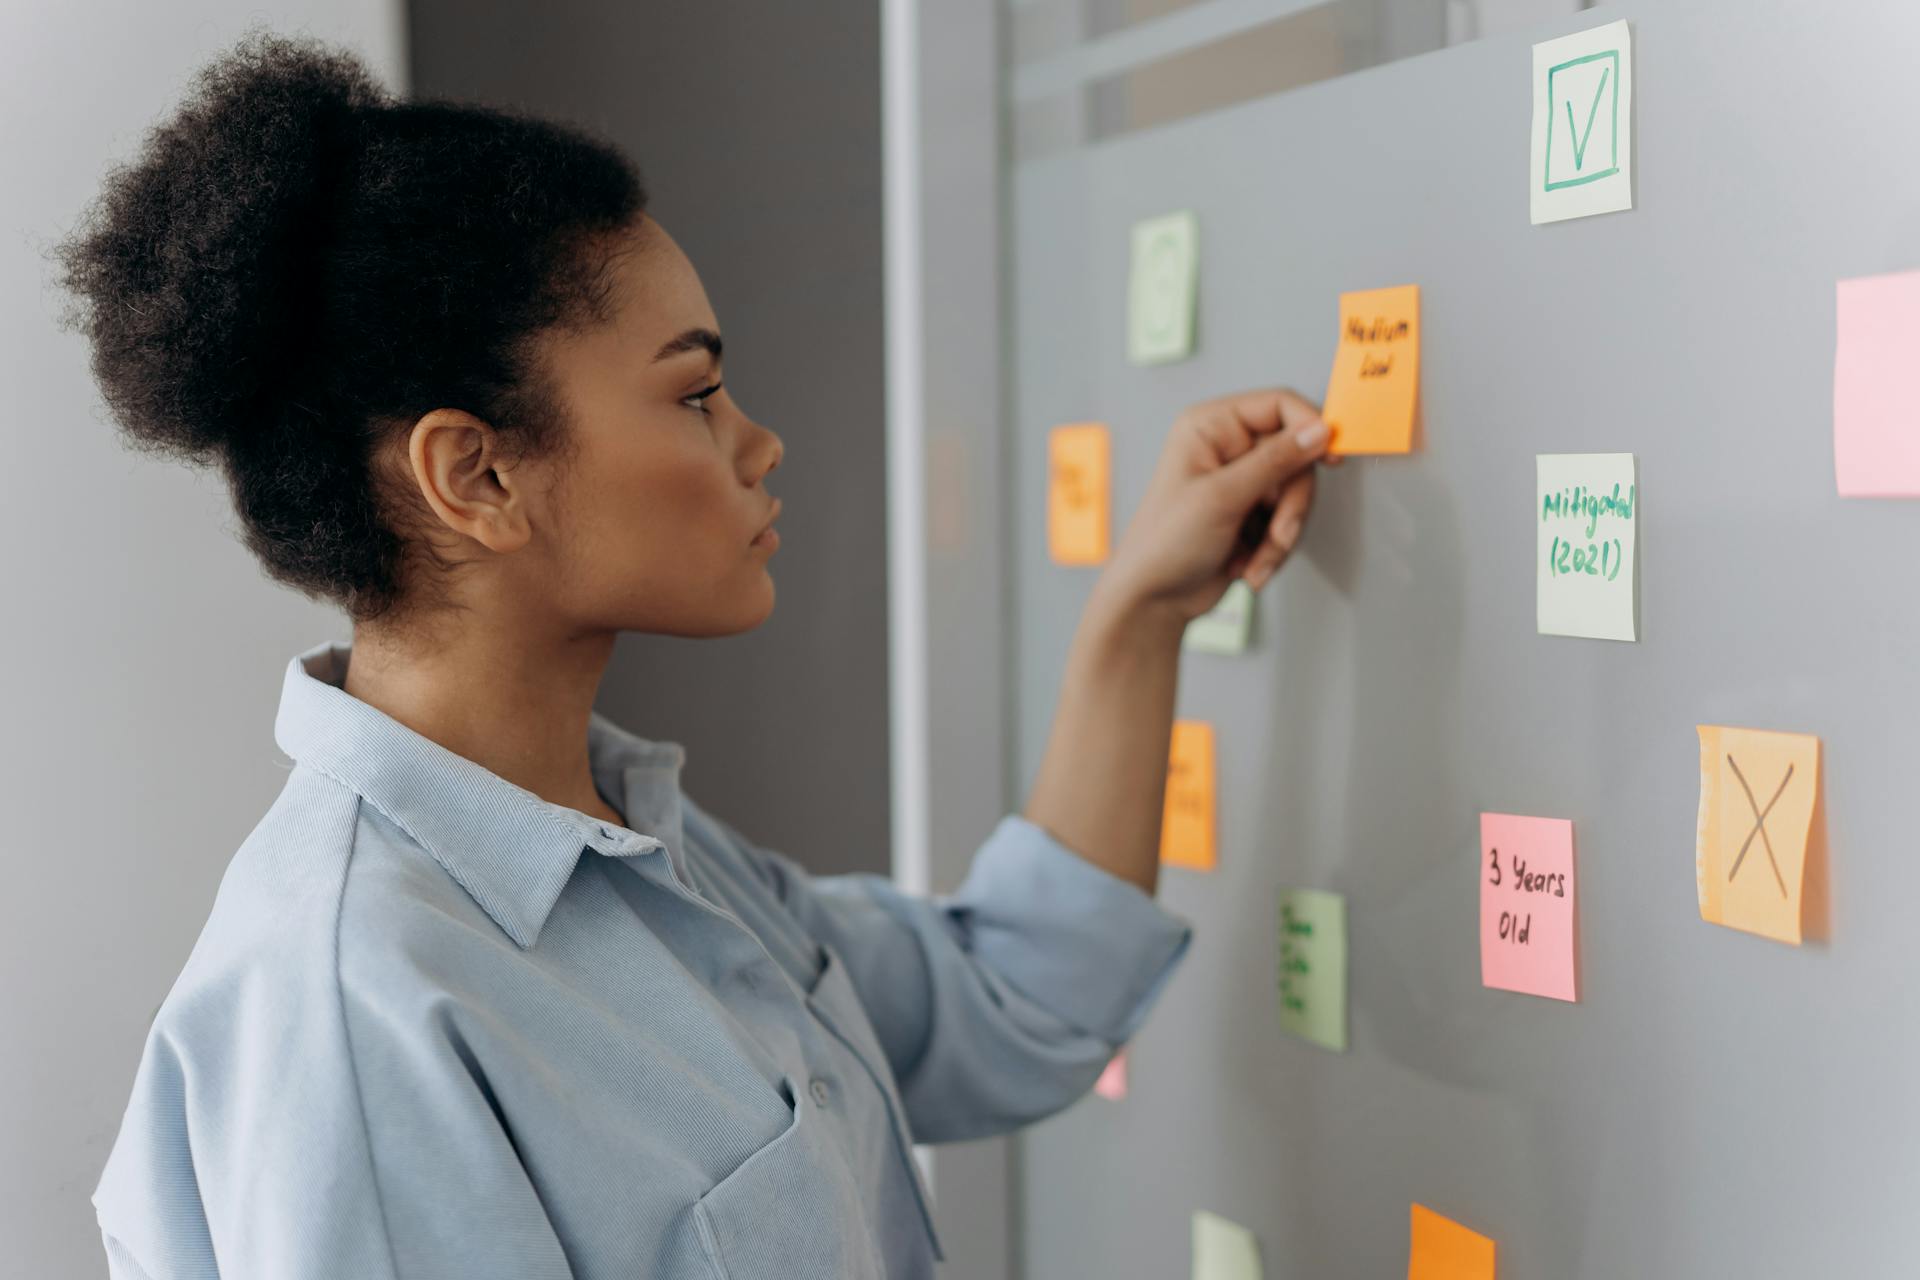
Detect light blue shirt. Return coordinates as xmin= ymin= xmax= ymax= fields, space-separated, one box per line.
xmin=92 ymin=640 xmax=1193 ymax=1278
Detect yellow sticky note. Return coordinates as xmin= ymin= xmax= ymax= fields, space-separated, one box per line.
xmin=1048 ymin=423 xmax=1110 ymax=565
xmin=1408 ymin=1204 xmax=1496 ymax=1280
xmin=1160 ymin=720 xmax=1216 ymax=870
xmin=1696 ymin=725 xmax=1820 ymax=945
xmin=1321 ymin=284 xmax=1420 ymax=454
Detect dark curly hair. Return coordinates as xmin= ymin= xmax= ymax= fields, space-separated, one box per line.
xmin=49 ymin=25 xmax=647 ymax=624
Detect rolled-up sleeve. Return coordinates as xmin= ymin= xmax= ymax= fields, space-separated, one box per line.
xmin=739 ymin=812 xmax=1194 ymax=1144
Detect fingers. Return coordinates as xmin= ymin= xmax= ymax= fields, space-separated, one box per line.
xmin=1185 ymin=386 xmax=1326 ymax=470
xmin=1211 ymin=413 xmax=1330 ymax=511
xmin=1242 ymin=468 xmax=1316 ymax=591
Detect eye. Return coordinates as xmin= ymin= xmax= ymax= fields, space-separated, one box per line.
xmin=681 ymin=382 xmax=723 ymax=414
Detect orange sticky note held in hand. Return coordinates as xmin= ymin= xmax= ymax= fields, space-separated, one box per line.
xmin=1048 ymin=423 xmax=1110 ymax=564
xmin=1159 ymin=720 xmax=1216 ymax=870
xmin=1695 ymin=725 xmax=1820 ymax=945
xmin=1322 ymin=284 xmax=1420 ymax=454
xmin=1408 ymin=1204 xmax=1496 ymax=1279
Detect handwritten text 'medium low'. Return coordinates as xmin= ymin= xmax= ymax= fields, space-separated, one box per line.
xmin=1346 ymin=315 xmax=1410 ymax=379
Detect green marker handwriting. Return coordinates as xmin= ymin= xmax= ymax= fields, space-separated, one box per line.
xmin=1541 ymin=481 xmax=1635 ymax=538
xmin=1566 ymin=65 xmax=1611 ymax=171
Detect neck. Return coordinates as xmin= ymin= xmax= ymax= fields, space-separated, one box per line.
xmin=343 ymin=613 xmax=623 ymax=824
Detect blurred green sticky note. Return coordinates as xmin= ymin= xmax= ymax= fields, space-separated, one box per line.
xmin=1183 ymin=579 xmax=1254 ymax=654
xmin=1192 ymin=1209 xmax=1262 ymax=1280
xmin=1128 ymin=210 xmax=1198 ymax=365
xmin=1278 ymin=889 xmax=1347 ymax=1052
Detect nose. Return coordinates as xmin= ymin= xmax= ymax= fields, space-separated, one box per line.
xmin=748 ymin=418 xmax=783 ymax=483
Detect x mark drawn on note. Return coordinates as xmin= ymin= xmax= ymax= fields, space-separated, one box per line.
xmin=1727 ymin=755 xmax=1792 ymax=898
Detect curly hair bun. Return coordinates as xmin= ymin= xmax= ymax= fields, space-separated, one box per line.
xmin=53 ymin=24 xmax=645 ymax=622
xmin=54 ymin=27 xmax=391 ymax=463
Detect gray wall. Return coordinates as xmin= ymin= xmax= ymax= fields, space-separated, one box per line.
xmin=1006 ymin=2 xmax=1920 ymax=1276
xmin=409 ymin=2 xmax=891 ymax=879
xmin=2 ymin=7 xmax=407 ymax=1275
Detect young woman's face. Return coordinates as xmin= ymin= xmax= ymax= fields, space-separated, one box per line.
xmin=529 ymin=214 xmax=786 ymax=637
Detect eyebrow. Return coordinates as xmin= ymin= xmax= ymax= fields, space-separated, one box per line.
xmin=652 ymin=327 xmax=724 ymax=363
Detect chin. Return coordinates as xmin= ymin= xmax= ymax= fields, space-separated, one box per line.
xmin=701 ymin=580 xmax=777 ymax=637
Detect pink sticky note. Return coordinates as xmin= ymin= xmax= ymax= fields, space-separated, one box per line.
xmin=1835 ymin=269 xmax=1920 ymax=496
xmin=1094 ymin=1049 xmax=1128 ymax=1101
xmin=1479 ymin=813 xmax=1578 ymax=1002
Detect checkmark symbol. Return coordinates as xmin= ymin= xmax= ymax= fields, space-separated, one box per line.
xmin=1564 ymin=65 xmax=1610 ymax=171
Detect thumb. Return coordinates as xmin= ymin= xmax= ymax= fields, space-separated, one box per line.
xmin=1210 ymin=418 xmax=1329 ymax=511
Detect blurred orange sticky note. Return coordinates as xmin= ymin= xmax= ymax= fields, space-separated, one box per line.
xmin=1695 ymin=725 xmax=1820 ymax=945
xmin=1408 ymin=1204 xmax=1495 ymax=1279
xmin=1160 ymin=720 xmax=1216 ymax=870
xmin=1048 ymin=423 xmax=1110 ymax=564
xmin=1322 ymin=284 xmax=1420 ymax=454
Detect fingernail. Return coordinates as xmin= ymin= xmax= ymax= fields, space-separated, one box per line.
xmin=1295 ymin=420 xmax=1329 ymax=451
xmin=1274 ymin=516 xmax=1302 ymax=551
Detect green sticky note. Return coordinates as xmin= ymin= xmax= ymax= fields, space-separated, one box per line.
xmin=1278 ymin=889 xmax=1347 ymax=1052
xmin=1192 ymin=1209 xmax=1263 ymax=1280
xmin=1128 ymin=210 xmax=1198 ymax=365
xmin=1183 ymin=579 xmax=1254 ymax=655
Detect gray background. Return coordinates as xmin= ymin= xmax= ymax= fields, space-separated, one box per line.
xmin=1007 ymin=3 xmax=1920 ymax=1276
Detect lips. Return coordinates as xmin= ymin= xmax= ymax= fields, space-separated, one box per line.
xmin=752 ymin=497 xmax=782 ymax=545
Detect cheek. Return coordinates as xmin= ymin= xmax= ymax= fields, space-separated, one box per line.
xmin=585 ymin=435 xmax=741 ymax=565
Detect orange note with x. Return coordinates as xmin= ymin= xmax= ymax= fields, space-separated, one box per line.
xmin=1695 ymin=725 xmax=1820 ymax=945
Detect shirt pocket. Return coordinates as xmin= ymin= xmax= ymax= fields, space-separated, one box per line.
xmin=691 ymin=1072 xmax=887 ymax=1280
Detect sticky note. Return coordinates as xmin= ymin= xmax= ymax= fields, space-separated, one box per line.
xmin=1408 ymin=1204 xmax=1496 ymax=1279
xmin=1094 ymin=1049 xmax=1128 ymax=1101
xmin=1192 ymin=1209 xmax=1262 ymax=1280
xmin=1160 ymin=720 xmax=1216 ymax=870
xmin=1530 ymin=19 xmax=1633 ymax=224
xmin=1184 ymin=579 xmax=1255 ymax=654
xmin=1048 ymin=423 xmax=1110 ymax=565
xmin=1479 ymin=813 xmax=1578 ymax=1002
xmin=1129 ymin=210 xmax=1198 ymax=365
xmin=1321 ymin=285 xmax=1420 ymax=454
xmin=1834 ymin=270 xmax=1920 ymax=496
xmin=1696 ymin=725 xmax=1820 ymax=945
xmin=1536 ymin=453 xmax=1637 ymax=641
xmin=1278 ymin=888 xmax=1347 ymax=1051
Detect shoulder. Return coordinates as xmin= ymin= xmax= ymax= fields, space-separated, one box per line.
xmin=142 ymin=762 xmax=497 ymax=1042
xmin=91 ymin=764 xmax=501 ymax=1263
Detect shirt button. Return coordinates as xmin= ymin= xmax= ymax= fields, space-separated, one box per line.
xmin=809 ymin=1078 xmax=832 ymax=1107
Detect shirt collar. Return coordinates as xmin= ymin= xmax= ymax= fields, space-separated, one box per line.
xmin=273 ymin=638 xmax=690 ymax=950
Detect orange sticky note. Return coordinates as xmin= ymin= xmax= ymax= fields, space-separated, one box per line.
xmin=1159 ymin=720 xmax=1216 ymax=870
xmin=1408 ymin=1204 xmax=1496 ymax=1279
xmin=1321 ymin=284 xmax=1420 ymax=454
xmin=1094 ymin=1048 xmax=1128 ymax=1101
xmin=1048 ymin=423 xmax=1110 ymax=564
xmin=1696 ymin=725 xmax=1820 ymax=945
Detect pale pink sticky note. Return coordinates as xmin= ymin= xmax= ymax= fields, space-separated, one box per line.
xmin=1094 ymin=1049 xmax=1128 ymax=1100
xmin=1479 ymin=813 xmax=1578 ymax=1002
xmin=1835 ymin=269 xmax=1920 ymax=496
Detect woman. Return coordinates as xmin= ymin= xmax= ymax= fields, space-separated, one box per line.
xmin=54 ymin=28 xmax=1330 ymax=1280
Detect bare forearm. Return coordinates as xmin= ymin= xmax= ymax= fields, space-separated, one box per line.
xmin=1022 ymin=577 xmax=1187 ymax=897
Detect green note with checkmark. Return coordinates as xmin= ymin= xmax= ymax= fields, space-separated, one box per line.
xmin=1530 ymin=20 xmax=1634 ymax=224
